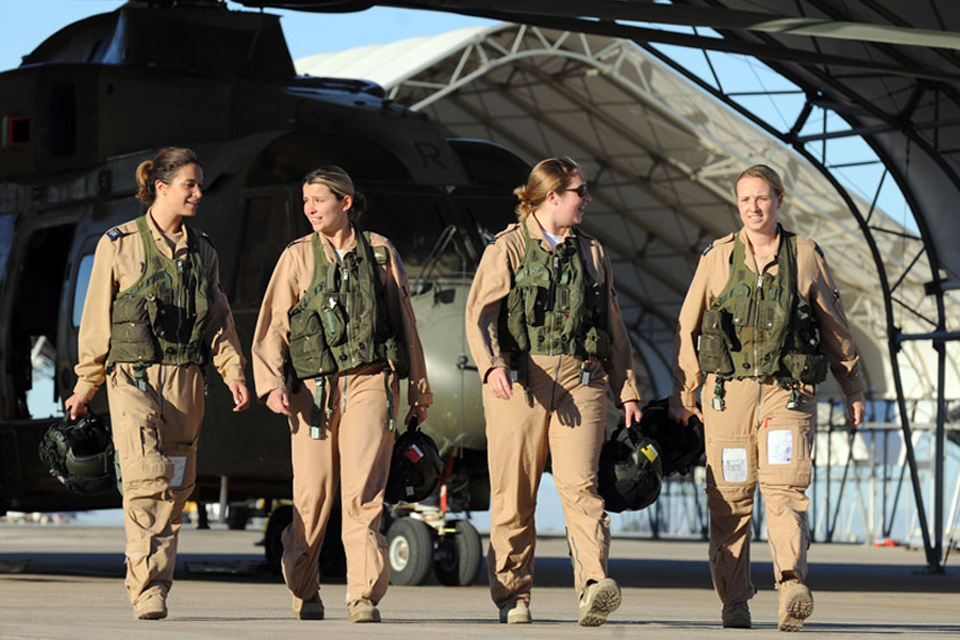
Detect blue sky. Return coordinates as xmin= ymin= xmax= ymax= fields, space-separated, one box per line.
xmin=0 ymin=0 xmax=496 ymax=72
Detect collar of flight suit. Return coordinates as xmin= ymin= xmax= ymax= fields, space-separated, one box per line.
xmin=525 ymin=212 xmax=580 ymax=253
xmin=737 ymin=225 xmax=783 ymax=274
xmin=144 ymin=208 xmax=191 ymax=260
xmin=316 ymin=224 xmax=358 ymax=264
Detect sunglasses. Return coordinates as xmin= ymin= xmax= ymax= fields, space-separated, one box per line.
xmin=565 ymin=184 xmax=589 ymax=198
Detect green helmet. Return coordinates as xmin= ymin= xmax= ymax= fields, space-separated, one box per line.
xmin=38 ymin=413 xmax=117 ymax=496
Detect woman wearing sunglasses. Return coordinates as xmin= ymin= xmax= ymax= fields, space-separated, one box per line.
xmin=465 ymin=157 xmax=643 ymax=626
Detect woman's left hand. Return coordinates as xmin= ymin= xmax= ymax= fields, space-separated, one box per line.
xmin=405 ymin=405 xmax=428 ymax=427
xmin=623 ymin=400 xmax=643 ymax=429
xmin=229 ymin=380 xmax=251 ymax=412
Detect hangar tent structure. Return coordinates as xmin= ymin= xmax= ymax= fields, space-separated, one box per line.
xmin=295 ymin=13 xmax=960 ymax=570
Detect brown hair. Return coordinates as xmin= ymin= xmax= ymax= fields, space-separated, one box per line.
xmin=513 ymin=157 xmax=582 ymax=221
xmin=302 ymin=165 xmax=366 ymax=221
xmin=735 ymin=164 xmax=785 ymax=199
xmin=135 ymin=147 xmax=201 ymax=205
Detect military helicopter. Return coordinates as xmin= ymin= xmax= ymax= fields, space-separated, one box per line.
xmin=0 ymin=0 xmax=532 ymax=586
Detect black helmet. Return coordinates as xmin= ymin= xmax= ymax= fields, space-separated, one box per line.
xmin=638 ymin=398 xmax=705 ymax=476
xmin=38 ymin=412 xmax=117 ymax=496
xmin=598 ymin=425 xmax=663 ymax=513
xmin=385 ymin=420 xmax=444 ymax=504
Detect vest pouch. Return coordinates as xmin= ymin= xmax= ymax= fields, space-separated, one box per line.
xmin=288 ymin=309 xmax=335 ymax=379
xmin=524 ymin=285 xmax=547 ymax=327
xmin=382 ymin=336 xmax=410 ymax=379
xmin=505 ymin=287 xmax=530 ymax=352
xmin=757 ymin=300 xmax=778 ymax=331
xmin=583 ymin=326 xmax=611 ymax=359
xmin=787 ymin=352 xmax=828 ymax=385
xmin=698 ymin=333 xmax=734 ymax=375
xmin=730 ymin=296 xmax=754 ymax=328
xmin=110 ymin=296 xmax=159 ymax=363
xmin=321 ymin=297 xmax=347 ymax=346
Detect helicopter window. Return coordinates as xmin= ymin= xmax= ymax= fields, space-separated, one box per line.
xmin=72 ymin=254 xmax=95 ymax=328
xmin=360 ymin=188 xmax=469 ymax=280
xmin=233 ymin=194 xmax=291 ymax=309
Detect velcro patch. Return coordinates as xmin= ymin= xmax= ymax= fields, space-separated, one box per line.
xmin=404 ymin=444 xmax=424 ymax=463
xmin=767 ymin=430 xmax=793 ymax=465
xmin=721 ymin=447 xmax=747 ymax=483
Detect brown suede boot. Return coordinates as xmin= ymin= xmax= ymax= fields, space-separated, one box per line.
xmin=778 ymin=581 xmax=814 ymax=632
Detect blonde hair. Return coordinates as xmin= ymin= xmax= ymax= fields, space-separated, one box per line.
xmin=735 ymin=164 xmax=785 ymax=199
xmin=135 ymin=147 xmax=201 ymax=205
xmin=513 ymin=157 xmax=582 ymax=221
xmin=302 ymin=165 xmax=366 ymax=221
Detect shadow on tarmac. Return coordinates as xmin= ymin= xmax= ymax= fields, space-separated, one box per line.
xmin=3 ymin=550 xmax=958 ymax=594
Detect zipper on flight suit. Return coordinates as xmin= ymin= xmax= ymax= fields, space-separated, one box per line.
xmin=177 ymin=258 xmax=185 ymax=367
xmin=548 ymin=253 xmax=559 ymax=356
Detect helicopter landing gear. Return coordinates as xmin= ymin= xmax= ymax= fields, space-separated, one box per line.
xmin=386 ymin=505 xmax=483 ymax=586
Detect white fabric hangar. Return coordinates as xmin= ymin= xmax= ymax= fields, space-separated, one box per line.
xmin=297 ymin=23 xmax=958 ymax=405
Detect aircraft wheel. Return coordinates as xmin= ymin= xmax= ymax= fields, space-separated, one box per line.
xmin=264 ymin=504 xmax=293 ymax=574
xmin=387 ymin=518 xmax=433 ymax=585
xmin=434 ymin=519 xmax=482 ymax=586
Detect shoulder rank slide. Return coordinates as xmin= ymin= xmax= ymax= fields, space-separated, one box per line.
xmin=106 ymin=227 xmax=126 ymax=241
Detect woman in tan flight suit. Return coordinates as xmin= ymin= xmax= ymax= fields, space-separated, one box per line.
xmin=251 ymin=166 xmax=431 ymax=623
xmin=465 ymin=157 xmax=643 ymax=627
xmin=669 ymin=164 xmax=865 ymax=632
xmin=64 ymin=147 xmax=250 ymax=620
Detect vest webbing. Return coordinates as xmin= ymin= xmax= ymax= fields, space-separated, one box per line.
xmin=699 ymin=228 xmax=826 ymax=408
xmin=106 ymin=215 xmax=211 ymax=369
xmin=499 ymin=222 xmax=607 ymax=360
xmin=289 ymin=228 xmax=411 ymax=374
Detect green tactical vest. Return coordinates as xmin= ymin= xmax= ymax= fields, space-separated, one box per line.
xmin=106 ymin=215 xmax=211 ymax=368
xmin=698 ymin=228 xmax=827 ymax=386
xmin=288 ymin=229 xmax=409 ymax=380
xmin=499 ymin=222 xmax=609 ymax=360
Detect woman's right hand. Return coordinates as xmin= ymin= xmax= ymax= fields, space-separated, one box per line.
xmin=265 ymin=388 xmax=292 ymax=417
xmin=486 ymin=366 xmax=514 ymax=400
xmin=64 ymin=393 xmax=89 ymax=421
xmin=669 ymin=404 xmax=703 ymax=427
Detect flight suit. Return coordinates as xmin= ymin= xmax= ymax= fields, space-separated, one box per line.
xmin=251 ymin=230 xmax=431 ymax=606
xmin=465 ymin=215 xmax=641 ymax=608
xmin=73 ymin=212 xmax=246 ymax=609
xmin=671 ymin=228 xmax=864 ymax=605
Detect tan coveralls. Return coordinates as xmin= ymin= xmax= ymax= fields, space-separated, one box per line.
xmin=73 ymin=213 xmax=247 ymax=608
xmin=251 ymin=230 xmax=431 ymax=606
xmin=465 ymin=215 xmax=641 ymax=607
xmin=671 ymin=228 xmax=864 ymax=605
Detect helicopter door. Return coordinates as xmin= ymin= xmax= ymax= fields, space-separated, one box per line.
xmin=2 ymin=219 xmax=77 ymax=421
xmin=228 ymin=187 xmax=297 ymax=342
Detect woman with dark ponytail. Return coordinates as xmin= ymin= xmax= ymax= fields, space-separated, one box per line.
xmin=65 ymin=147 xmax=250 ymax=620
xmin=465 ymin=157 xmax=643 ymax=626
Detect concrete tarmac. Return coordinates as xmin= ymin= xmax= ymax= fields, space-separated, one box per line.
xmin=1 ymin=523 xmax=958 ymax=639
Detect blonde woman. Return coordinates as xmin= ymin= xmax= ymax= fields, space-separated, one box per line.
xmin=251 ymin=166 xmax=431 ymax=623
xmin=65 ymin=147 xmax=250 ymax=620
xmin=465 ymin=157 xmax=642 ymax=626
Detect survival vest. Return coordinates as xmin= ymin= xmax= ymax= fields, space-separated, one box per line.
xmin=106 ymin=215 xmax=211 ymax=371
xmin=698 ymin=228 xmax=827 ymax=409
xmin=287 ymin=229 xmax=409 ymax=381
xmin=498 ymin=222 xmax=609 ymax=361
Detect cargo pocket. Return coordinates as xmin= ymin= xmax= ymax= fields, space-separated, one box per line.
xmin=706 ymin=436 xmax=756 ymax=488
xmin=162 ymin=442 xmax=197 ymax=500
xmin=758 ymin=419 xmax=813 ymax=488
xmin=110 ymin=296 xmax=159 ymax=363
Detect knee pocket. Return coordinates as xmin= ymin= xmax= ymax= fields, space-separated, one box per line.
xmin=758 ymin=419 xmax=813 ymax=488
xmin=706 ymin=437 xmax=757 ymax=488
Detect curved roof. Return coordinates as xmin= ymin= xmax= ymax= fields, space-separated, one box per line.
xmin=296 ymin=23 xmax=959 ymax=402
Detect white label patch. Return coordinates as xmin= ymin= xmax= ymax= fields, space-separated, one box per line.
xmin=767 ymin=430 xmax=793 ymax=465
xmin=721 ymin=448 xmax=748 ymax=483
xmin=170 ymin=456 xmax=187 ymax=487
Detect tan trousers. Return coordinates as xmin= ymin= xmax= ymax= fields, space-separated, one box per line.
xmin=282 ymin=367 xmax=396 ymax=605
xmin=484 ymin=354 xmax=610 ymax=608
xmin=107 ymin=362 xmax=203 ymax=607
xmin=703 ymin=375 xmax=816 ymax=605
